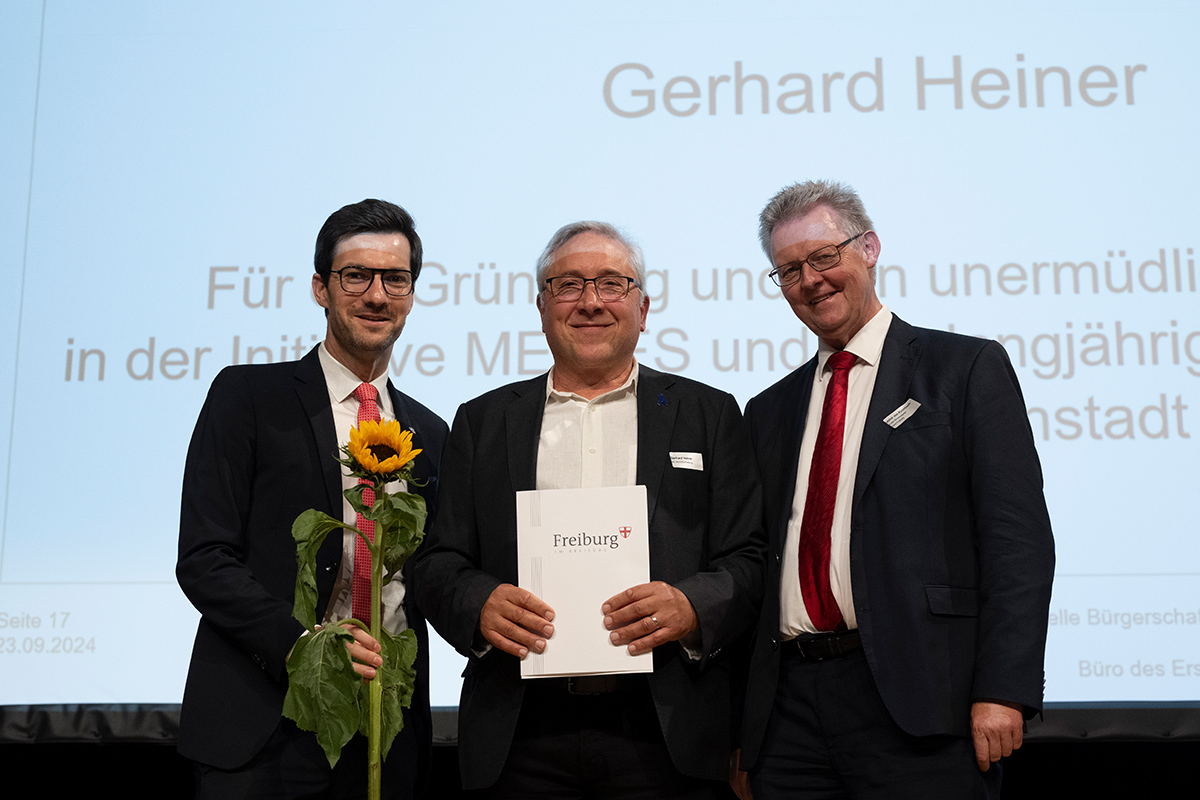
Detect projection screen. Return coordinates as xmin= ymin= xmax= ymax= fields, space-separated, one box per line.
xmin=1 ymin=0 xmax=1197 ymax=738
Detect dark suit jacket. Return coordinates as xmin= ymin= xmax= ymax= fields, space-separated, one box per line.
xmin=412 ymin=366 xmax=766 ymax=789
xmin=740 ymin=316 xmax=1054 ymax=766
xmin=176 ymin=347 xmax=447 ymax=773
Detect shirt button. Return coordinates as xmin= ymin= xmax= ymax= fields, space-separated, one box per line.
xmin=588 ymin=448 xmax=597 ymax=454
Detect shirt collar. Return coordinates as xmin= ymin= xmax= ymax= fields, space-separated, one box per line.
xmin=318 ymin=342 xmax=391 ymax=404
xmin=545 ymin=359 xmax=640 ymax=403
xmin=816 ymin=305 xmax=892 ymax=378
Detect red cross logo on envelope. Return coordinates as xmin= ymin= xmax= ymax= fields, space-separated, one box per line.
xmin=619 ymin=526 xmax=632 ymax=538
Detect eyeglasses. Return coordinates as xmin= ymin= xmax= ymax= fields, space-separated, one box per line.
xmin=544 ymin=275 xmax=640 ymax=302
xmin=768 ymin=232 xmax=867 ymax=287
xmin=330 ymin=267 xmax=415 ymax=297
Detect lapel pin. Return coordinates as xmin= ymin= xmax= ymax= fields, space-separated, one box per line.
xmin=658 ymin=393 xmax=668 ymax=407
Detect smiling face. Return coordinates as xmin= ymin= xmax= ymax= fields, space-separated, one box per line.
xmin=312 ymin=232 xmax=413 ymax=381
xmin=536 ymin=232 xmax=649 ymax=397
xmin=771 ymin=205 xmax=882 ymax=349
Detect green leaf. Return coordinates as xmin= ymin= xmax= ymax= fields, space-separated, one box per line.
xmin=342 ymin=481 xmax=376 ymax=518
xmin=379 ymin=492 xmax=427 ymax=581
xmin=291 ymin=510 xmax=353 ymax=630
xmin=366 ymin=627 xmax=420 ymax=762
xmin=282 ymin=625 xmax=363 ymax=767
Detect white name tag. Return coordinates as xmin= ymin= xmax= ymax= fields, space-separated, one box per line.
xmin=883 ymin=399 xmax=921 ymax=428
xmin=669 ymin=452 xmax=704 ymax=471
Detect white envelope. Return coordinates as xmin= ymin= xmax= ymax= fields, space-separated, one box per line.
xmin=516 ymin=485 xmax=653 ymax=678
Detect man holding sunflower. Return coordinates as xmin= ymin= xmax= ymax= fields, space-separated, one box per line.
xmin=414 ymin=221 xmax=766 ymax=799
xmin=177 ymin=199 xmax=448 ymax=799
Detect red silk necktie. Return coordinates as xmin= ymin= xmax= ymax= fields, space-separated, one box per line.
xmin=352 ymin=382 xmax=380 ymax=626
xmin=797 ymin=350 xmax=857 ymax=632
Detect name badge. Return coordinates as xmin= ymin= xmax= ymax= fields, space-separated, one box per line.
xmin=669 ymin=452 xmax=704 ymax=471
xmin=883 ymin=399 xmax=921 ymax=428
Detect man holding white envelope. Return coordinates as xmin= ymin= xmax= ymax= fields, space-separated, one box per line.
xmin=414 ymin=221 xmax=766 ymax=798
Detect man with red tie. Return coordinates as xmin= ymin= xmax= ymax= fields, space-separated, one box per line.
xmin=738 ymin=181 xmax=1054 ymax=799
xmin=177 ymin=199 xmax=447 ymax=798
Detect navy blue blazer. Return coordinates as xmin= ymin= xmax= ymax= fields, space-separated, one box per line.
xmin=740 ymin=316 xmax=1054 ymax=766
xmin=413 ymin=366 xmax=766 ymax=789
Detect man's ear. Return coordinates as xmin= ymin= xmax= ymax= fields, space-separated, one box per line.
xmin=312 ymin=273 xmax=330 ymax=309
xmin=861 ymin=230 xmax=882 ymax=268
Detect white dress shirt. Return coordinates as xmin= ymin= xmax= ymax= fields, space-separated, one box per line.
xmin=780 ymin=306 xmax=893 ymax=638
xmin=536 ymin=362 xmax=639 ymax=491
xmin=318 ymin=343 xmax=408 ymax=634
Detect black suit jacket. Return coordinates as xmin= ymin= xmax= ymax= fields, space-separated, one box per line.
xmin=412 ymin=366 xmax=766 ymax=789
xmin=176 ymin=347 xmax=448 ymax=772
xmin=740 ymin=316 xmax=1054 ymax=766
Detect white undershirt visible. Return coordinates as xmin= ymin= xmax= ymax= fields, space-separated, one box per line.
xmin=536 ymin=362 xmax=639 ymax=491
xmin=318 ymin=343 xmax=408 ymax=634
xmin=780 ymin=306 xmax=892 ymax=638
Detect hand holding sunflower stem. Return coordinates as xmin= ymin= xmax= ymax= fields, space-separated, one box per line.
xmin=283 ymin=418 xmax=428 ymax=800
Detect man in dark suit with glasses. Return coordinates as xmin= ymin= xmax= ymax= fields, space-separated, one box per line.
xmin=177 ymin=199 xmax=447 ymax=799
xmin=415 ymin=220 xmax=766 ymax=799
xmin=738 ymin=180 xmax=1054 ymax=799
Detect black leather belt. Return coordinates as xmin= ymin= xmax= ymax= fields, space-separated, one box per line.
xmin=541 ymin=674 xmax=635 ymax=695
xmin=790 ymin=630 xmax=862 ymax=662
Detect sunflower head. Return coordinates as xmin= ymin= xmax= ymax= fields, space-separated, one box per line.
xmin=343 ymin=418 xmax=422 ymax=480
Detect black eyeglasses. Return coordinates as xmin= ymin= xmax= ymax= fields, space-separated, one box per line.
xmin=544 ymin=275 xmax=640 ymax=302
xmin=330 ymin=267 xmax=415 ymax=297
xmin=768 ymin=232 xmax=867 ymax=287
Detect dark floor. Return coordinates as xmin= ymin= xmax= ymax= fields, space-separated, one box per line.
xmin=0 ymin=740 xmax=1196 ymax=798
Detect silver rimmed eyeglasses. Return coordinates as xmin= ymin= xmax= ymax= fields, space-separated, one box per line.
xmin=768 ymin=232 xmax=867 ymax=287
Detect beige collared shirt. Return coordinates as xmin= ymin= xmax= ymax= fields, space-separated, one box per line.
xmin=536 ymin=362 xmax=639 ymax=491
xmin=780 ymin=306 xmax=893 ymax=638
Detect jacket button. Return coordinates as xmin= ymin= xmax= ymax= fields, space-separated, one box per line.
xmin=770 ymin=638 xmax=779 ymax=651
xmin=324 ymin=561 xmax=338 ymax=573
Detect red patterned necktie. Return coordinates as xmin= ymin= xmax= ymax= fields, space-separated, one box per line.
xmin=797 ymin=350 xmax=857 ymax=632
xmin=352 ymin=382 xmax=380 ymax=626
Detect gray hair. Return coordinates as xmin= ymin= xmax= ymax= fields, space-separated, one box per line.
xmin=534 ymin=221 xmax=647 ymax=294
xmin=757 ymin=180 xmax=875 ymax=263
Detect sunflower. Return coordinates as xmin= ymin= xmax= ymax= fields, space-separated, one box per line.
xmin=345 ymin=418 xmax=422 ymax=477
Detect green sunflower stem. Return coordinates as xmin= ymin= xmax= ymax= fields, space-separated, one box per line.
xmin=368 ymin=478 xmax=385 ymax=800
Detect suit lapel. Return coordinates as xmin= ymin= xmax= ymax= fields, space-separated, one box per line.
xmin=506 ymin=375 xmax=548 ymax=492
xmin=776 ymin=359 xmax=817 ymax=543
xmin=636 ymin=368 xmax=678 ymax=526
xmin=852 ymin=316 xmax=920 ymax=510
xmin=388 ymin=384 xmax=416 ymax=444
xmin=386 ymin=382 xmax=433 ymax=501
xmin=294 ymin=349 xmax=342 ymax=515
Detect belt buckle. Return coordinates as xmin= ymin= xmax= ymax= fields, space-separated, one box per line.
xmin=566 ymin=675 xmax=615 ymax=695
xmin=795 ymin=638 xmax=828 ymax=662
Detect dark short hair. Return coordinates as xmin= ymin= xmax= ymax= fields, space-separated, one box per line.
xmin=313 ymin=199 xmax=423 ymax=283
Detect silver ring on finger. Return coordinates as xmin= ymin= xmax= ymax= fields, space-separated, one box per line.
xmin=651 ymin=616 xmax=660 ymax=630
